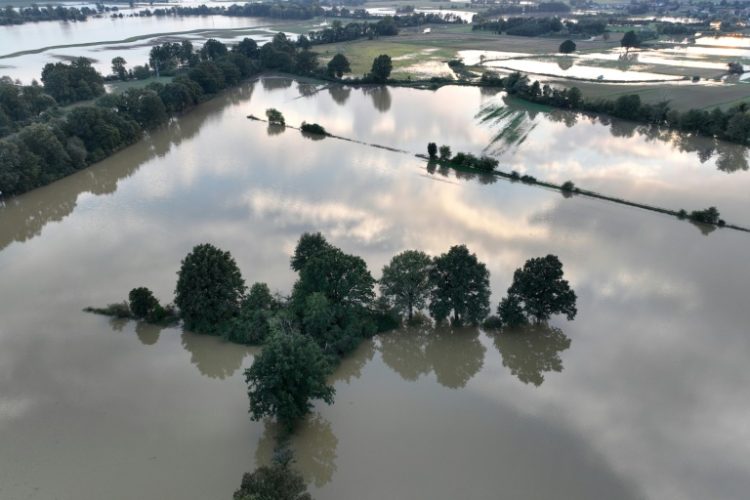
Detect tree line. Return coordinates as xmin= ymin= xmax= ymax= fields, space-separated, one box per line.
xmin=0 ymin=4 xmax=97 ymax=25
xmin=473 ymin=16 xmax=606 ymax=37
xmin=0 ymin=34 xmax=351 ymax=197
xmin=88 ymin=232 xmax=577 ymax=428
xmin=482 ymin=71 xmax=750 ymax=145
xmin=86 ymin=232 xmax=576 ymax=498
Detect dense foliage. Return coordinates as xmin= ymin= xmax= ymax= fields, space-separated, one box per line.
xmin=380 ymin=250 xmax=433 ymax=321
xmin=174 ymin=243 xmax=246 ymax=334
xmin=429 ymin=245 xmax=491 ymax=326
xmin=0 ymin=4 xmax=96 ymax=25
xmin=245 ymin=327 xmax=335 ymax=429
xmin=369 ymin=54 xmax=393 ymax=82
xmin=496 ymin=255 xmax=577 ymax=327
xmin=327 ymin=53 xmax=351 ymax=78
xmin=41 ymin=58 xmax=105 ymax=105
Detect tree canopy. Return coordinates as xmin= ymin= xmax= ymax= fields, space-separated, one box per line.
xmin=245 ymin=328 xmax=335 ymax=429
xmin=502 ymin=254 xmax=577 ymax=324
xmin=621 ymin=30 xmax=640 ymax=49
xmin=369 ymin=54 xmax=392 ymax=82
xmin=559 ymin=39 xmax=576 ymax=54
xmin=380 ymin=250 xmax=432 ymax=321
xmin=174 ymin=243 xmax=246 ymax=334
xmin=327 ymin=53 xmax=351 ymax=78
xmin=429 ymin=245 xmax=491 ymax=325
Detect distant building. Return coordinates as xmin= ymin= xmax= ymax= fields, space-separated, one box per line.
xmin=710 ymin=20 xmax=722 ymax=30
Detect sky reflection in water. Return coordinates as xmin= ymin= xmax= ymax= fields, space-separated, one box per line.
xmin=0 ymin=79 xmax=749 ymax=500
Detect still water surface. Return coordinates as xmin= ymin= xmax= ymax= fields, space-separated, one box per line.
xmin=1 ymin=80 xmax=750 ymax=499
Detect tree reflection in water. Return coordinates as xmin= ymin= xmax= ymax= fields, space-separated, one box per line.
xmin=180 ymin=331 xmax=256 ymax=380
xmin=328 ymin=85 xmax=351 ymax=106
xmin=363 ymin=85 xmax=391 ymax=113
xmin=256 ymin=413 xmax=338 ymax=487
xmin=379 ymin=324 xmax=486 ymax=389
xmin=135 ymin=321 xmax=163 ymax=345
xmin=492 ymin=323 xmax=571 ymax=387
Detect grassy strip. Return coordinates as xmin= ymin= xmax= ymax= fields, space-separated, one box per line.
xmin=245 ymin=109 xmax=749 ymax=234
xmin=419 ymin=154 xmax=750 ymax=233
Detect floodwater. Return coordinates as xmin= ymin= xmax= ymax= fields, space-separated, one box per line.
xmin=1 ymin=79 xmax=750 ymax=500
xmin=483 ymin=57 xmax=683 ymax=82
xmin=0 ymin=13 xmax=276 ymax=82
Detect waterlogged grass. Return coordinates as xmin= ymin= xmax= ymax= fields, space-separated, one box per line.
xmin=315 ymin=39 xmax=456 ymax=77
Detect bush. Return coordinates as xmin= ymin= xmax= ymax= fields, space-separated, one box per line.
xmin=438 ymin=145 xmax=451 ymax=160
xmin=427 ymin=142 xmax=437 ymax=158
xmin=300 ymin=122 xmax=327 ymax=135
xmin=689 ymin=206 xmax=721 ymax=225
xmin=128 ymin=287 xmax=160 ymax=319
xmin=84 ymin=302 xmax=132 ymax=318
xmin=266 ymin=107 xmax=285 ymax=125
xmin=561 ymin=180 xmax=575 ymax=192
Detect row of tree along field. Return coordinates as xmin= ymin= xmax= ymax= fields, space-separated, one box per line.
xmin=479 ymin=71 xmax=750 ymax=146
xmin=87 ymin=232 xmax=577 ymax=498
xmin=0 ymin=31 xmax=394 ymax=197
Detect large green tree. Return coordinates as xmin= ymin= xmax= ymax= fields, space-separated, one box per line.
xmin=429 ymin=245 xmax=491 ymax=326
xmin=503 ymin=254 xmax=577 ymax=323
xmin=245 ymin=329 xmax=335 ymax=429
xmin=380 ymin=250 xmax=432 ymax=321
xmin=174 ymin=243 xmax=246 ymax=334
xmin=369 ymin=54 xmax=392 ymax=82
xmin=290 ymin=232 xmax=333 ymax=271
xmin=327 ymin=53 xmax=351 ymax=78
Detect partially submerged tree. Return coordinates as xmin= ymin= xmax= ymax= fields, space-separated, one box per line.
xmin=174 ymin=243 xmax=245 ymax=334
xmin=128 ymin=287 xmax=160 ymax=319
xmin=501 ymin=255 xmax=577 ymax=325
xmin=380 ymin=250 xmax=432 ymax=321
xmin=245 ymin=328 xmax=335 ymax=430
xmin=266 ymin=108 xmax=285 ymax=125
xmin=429 ymin=245 xmax=491 ymax=326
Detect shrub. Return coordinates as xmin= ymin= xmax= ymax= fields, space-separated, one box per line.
xmin=300 ymin=122 xmax=327 ymax=135
xmin=266 ymin=108 xmax=285 ymax=125
xmin=128 ymin=287 xmax=160 ymax=319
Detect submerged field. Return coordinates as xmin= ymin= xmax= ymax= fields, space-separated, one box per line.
xmin=2 ymin=78 xmax=750 ymax=499
xmin=2 ymin=9 xmax=750 ymax=500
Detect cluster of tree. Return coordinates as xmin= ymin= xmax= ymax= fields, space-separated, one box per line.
xmin=1 ymin=35 xmax=327 ymax=196
xmin=0 ymin=78 xmax=57 ymax=138
xmin=87 ymin=232 xmax=578 ymax=431
xmin=40 ymin=58 xmax=105 ymax=105
xmin=473 ymin=16 xmax=606 ymax=37
xmin=481 ymin=71 xmax=750 ymax=145
xmin=681 ymin=206 xmax=725 ymax=226
xmin=427 ymin=142 xmax=499 ymax=172
xmin=480 ymin=1 xmax=571 ymax=16
xmin=84 ymin=287 xmax=178 ymax=324
xmin=305 ymin=18 xmax=400 ymax=45
xmin=0 ymin=4 xmax=94 ymax=25
xmin=300 ymin=122 xmax=327 ymax=135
